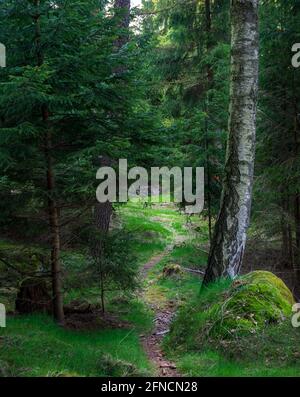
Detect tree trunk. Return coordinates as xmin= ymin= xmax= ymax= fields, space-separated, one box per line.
xmin=204 ymin=0 xmax=213 ymax=243
xmin=94 ymin=155 xmax=115 ymax=234
xmin=293 ymin=77 xmax=300 ymax=294
xmin=45 ymin=130 xmax=65 ymax=324
xmin=295 ymin=194 xmax=300 ymax=260
xmin=93 ymin=1 xmax=131 ymax=234
xmin=94 ymin=201 xmax=113 ymax=233
xmin=100 ymin=272 xmax=105 ymax=314
xmin=114 ymin=0 xmax=131 ymax=33
xmin=203 ymin=0 xmax=259 ymax=285
xmin=205 ymin=0 xmax=212 ymax=34
xmin=34 ymin=0 xmax=64 ymax=323
xmin=204 ymin=97 xmax=213 ymax=244
xmin=285 ymin=197 xmax=294 ymax=269
xmin=293 ymin=84 xmax=300 ymax=262
xmin=15 ymin=277 xmax=52 ymax=314
xmin=281 ymin=196 xmax=292 ymax=266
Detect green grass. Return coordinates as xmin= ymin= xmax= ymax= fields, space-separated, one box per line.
xmin=144 ymin=235 xmax=207 ymax=307
xmin=0 ymin=314 xmax=152 ymax=377
xmin=175 ymin=351 xmax=300 ymax=377
xmin=118 ymin=202 xmax=177 ymax=264
xmin=123 ymin=215 xmax=172 ymax=239
xmin=170 ymin=242 xmax=208 ymax=269
xmin=146 ymin=258 xmax=201 ymax=306
xmin=170 ymin=320 xmax=300 ymax=377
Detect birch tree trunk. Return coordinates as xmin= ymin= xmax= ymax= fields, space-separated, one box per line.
xmin=203 ymin=0 xmax=259 ymax=285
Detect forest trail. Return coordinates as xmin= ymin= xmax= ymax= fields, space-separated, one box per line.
xmin=140 ymin=232 xmax=186 ymax=377
xmin=140 ymin=250 xmax=180 ymax=377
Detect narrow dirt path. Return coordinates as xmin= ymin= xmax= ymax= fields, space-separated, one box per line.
xmin=140 ymin=248 xmax=181 ymax=377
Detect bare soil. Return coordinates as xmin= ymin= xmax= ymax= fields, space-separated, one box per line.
xmin=65 ymin=311 xmax=131 ymax=330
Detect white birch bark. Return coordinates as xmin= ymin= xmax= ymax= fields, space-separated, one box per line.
xmin=203 ymin=0 xmax=259 ymax=285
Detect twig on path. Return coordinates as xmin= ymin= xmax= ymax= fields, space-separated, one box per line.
xmin=182 ymin=267 xmax=205 ymax=275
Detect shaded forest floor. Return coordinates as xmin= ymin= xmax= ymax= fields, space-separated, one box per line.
xmin=1 ymin=202 xmax=300 ymax=376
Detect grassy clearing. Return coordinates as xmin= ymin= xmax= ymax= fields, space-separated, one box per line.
xmin=118 ymin=202 xmax=175 ymax=264
xmin=0 ymin=314 xmax=151 ymax=377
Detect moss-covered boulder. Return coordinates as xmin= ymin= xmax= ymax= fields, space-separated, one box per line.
xmin=166 ymin=271 xmax=295 ymax=350
xmin=207 ymin=271 xmax=294 ymax=338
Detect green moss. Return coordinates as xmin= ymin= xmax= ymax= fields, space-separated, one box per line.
xmin=166 ymin=271 xmax=295 ymax=351
xmin=215 ymin=271 xmax=295 ymax=337
xmin=242 ymin=271 xmax=294 ymax=305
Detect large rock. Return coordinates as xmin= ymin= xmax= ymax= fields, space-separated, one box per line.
xmin=167 ymin=271 xmax=295 ymax=347
xmin=207 ymin=271 xmax=295 ymax=338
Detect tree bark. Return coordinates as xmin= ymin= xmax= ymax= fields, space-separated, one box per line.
xmin=45 ymin=129 xmax=65 ymax=324
xmin=283 ymin=196 xmax=294 ymax=268
xmin=34 ymin=0 xmax=64 ymax=323
xmin=292 ymin=76 xmax=300 ymax=293
xmin=204 ymin=0 xmax=213 ymax=243
xmin=295 ymin=194 xmax=300 ymax=260
xmin=203 ymin=0 xmax=259 ymax=285
xmin=205 ymin=0 xmax=211 ymax=34
xmin=293 ymin=83 xmax=300 ymax=263
xmin=94 ymin=155 xmax=115 ymax=234
xmin=94 ymin=1 xmax=131 ymax=234
xmin=281 ymin=196 xmax=294 ymax=267
xmin=114 ymin=0 xmax=131 ymax=50
xmin=114 ymin=0 xmax=131 ymax=33
xmin=94 ymin=201 xmax=113 ymax=233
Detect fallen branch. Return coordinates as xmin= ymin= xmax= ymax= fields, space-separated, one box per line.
xmin=155 ymin=330 xmax=170 ymax=336
xmin=182 ymin=267 xmax=205 ymax=276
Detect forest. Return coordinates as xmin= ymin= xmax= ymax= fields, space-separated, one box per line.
xmin=0 ymin=0 xmax=300 ymax=379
